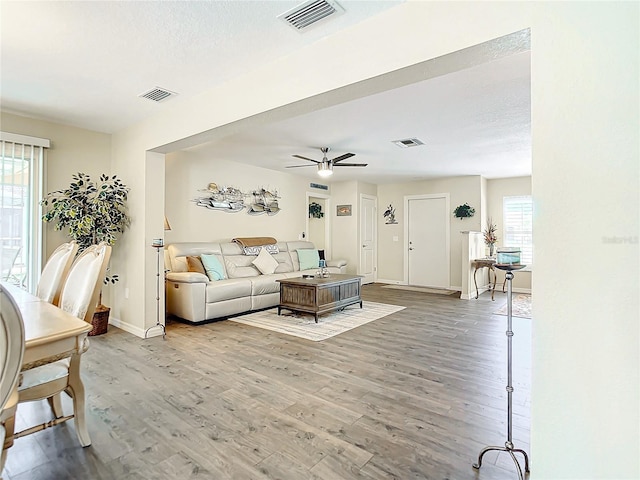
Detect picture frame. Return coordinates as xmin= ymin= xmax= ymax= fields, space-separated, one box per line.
xmin=336 ymin=204 xmax=352 ymax=216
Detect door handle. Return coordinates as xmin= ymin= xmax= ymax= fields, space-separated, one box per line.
xmin=362 ymin=245 xmax=366 ymax=248
xmin=409 ymin=247 xmax=414 ymax=251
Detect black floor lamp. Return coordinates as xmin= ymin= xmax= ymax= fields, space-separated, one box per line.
xmin=145 ymin=216 xmax=171 ymax=339
xmin=473 ymin=262 xmax=530 ymax=479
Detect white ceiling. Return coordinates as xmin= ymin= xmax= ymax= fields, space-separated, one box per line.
xmin=1 ymin=0 xmax=531 ymax=185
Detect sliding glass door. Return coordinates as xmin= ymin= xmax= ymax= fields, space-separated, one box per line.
xmin=0 ymin=134 xmax=47 ymax=291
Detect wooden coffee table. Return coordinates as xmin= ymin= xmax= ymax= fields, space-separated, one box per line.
xmin=277 ymin=274 xmax=362 ymax=323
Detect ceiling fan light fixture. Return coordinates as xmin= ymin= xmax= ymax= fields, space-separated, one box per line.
xmin=317 ymin=161 xmax=333 ymax=177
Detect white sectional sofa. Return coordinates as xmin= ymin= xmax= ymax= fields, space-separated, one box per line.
xmin=165 ymin=240 xmax=347 ymax=323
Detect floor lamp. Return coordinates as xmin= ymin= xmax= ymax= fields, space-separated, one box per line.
xmin=473 ymin=263 xmax=530 ymax=479
xmin=145 ymin=216 xmax=171 ymax=339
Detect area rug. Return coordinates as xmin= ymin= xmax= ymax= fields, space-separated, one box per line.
xmin=381 ymin=285 xmax=458 ymax=295
xmin=229 ymin=301 xmax=405 ymax=341
xmin=495 ymin=294 xmax=532 ymax=319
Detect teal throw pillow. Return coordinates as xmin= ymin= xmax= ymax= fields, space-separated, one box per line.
xmin=200 ymin=254 xmax=226 ymax=281
xmin=297 ymin=249 xmax=320 ymax=271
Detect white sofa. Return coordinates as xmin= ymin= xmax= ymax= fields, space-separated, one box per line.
xmin=165 ymin=241 xmax=347 ymax=323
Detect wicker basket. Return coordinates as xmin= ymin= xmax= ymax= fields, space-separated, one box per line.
xmin=89 ymin=305 xmax=110 ymax=336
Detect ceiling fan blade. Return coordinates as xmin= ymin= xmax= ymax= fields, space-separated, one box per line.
xmin=334 ymin=163 xmax=368 ymax=167
xmin=331 ymin=153 xmax=355 ymax=163
xmin=292 ymin=154 xmax=319 ymax=164
xmin=285 ymin=164 xmax=315 ymax=168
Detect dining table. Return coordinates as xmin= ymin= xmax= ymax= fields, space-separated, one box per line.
xmin=1 ymin=281 xmax=92 ymax=469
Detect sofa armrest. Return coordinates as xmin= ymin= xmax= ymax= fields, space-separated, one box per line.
xmin=166 ymin=272 xmax=209 ymax=283
xmin=326 ymin=259 xmax=347 ymax=268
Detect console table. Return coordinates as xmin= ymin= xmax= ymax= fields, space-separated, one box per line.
xmin=471 ymin=258 xmax=497 ymax=300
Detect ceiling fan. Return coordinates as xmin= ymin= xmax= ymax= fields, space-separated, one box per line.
xmin=286 ymin=147 xmax=367 ymax=177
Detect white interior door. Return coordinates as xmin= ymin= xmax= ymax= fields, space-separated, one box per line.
xmin=359 ymin=195 xmax=376 ymax=284
xmin=406 ymin=195 xmax=449 ymax=288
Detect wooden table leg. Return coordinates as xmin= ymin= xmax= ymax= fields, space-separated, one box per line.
xmin=67 ymin=353 xmax=91 ymax=447
xmin=473 ymin=267 xmax=480 ymax=299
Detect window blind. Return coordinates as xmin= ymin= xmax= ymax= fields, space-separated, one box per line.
xmin=503 ymin=195 xmax=533 ymax=265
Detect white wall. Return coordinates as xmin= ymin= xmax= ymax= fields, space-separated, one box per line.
xmin=164 ymin=151 xmax=310 ymax=243
xmin=0 ymin=112 xmax=112 ymax=258
xmin=377 ymin=176 xmax=482 ymax=288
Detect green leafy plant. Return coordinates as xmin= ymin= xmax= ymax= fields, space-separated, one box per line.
xmin=41 ymin=172 xmax=130 ymax=284
xmin=453 ymin=203 xmax=475 ymax=219
xmin=309 ymin=202 xmax=324 ymax=219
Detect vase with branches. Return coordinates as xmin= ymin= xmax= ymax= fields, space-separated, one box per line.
xmin=483 ymin=217 xmax=498 ymax=257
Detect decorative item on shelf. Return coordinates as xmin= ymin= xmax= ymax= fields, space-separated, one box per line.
xmin=193 ymin=182 xmax=246 ymax=213
xmin=41 ymin=172 xmax=130 ymax=336
xmin=497 ymin=248 xmax=521 ymax=265
xmin=337 ymin=204 xmax=352 ymax=216
xmin=308 ymin=202 xmax=324 ymax=219
xmin=383 ymin=204 xmax=398 ymax=224
xmin=483 ymin=217 xmax=498 ymax=257
xmin=453 ymin=203 xmax=475 ymax=219
xmin=247 ymin=187 xmax=280 ymax=216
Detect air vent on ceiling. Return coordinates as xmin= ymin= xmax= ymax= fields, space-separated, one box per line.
xmin=138 ymin=87 xmax=178 ymax=103
xmin=392 ymin=138 xmax=425 ymax=148
xmin=279 ymin=0 xmax=344 ymax=32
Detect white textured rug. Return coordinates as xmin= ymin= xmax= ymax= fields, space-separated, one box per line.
xmin=229 ymin=301 xmax=406 ymax=341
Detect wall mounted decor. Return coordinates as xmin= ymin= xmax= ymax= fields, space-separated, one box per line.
xmin=309 ymin=202 xmax=324 ymax=219
xmin=337 ymin=204 xmax=352 ymax=216
xmin=193 ymin=182 xmax=246 ymax=212
xmin=453 ymin=203 xmax=476 ymax=219
xmin=247 ymin=188 xmax=281 ymax=216
xmin=383 ymin=204 xmax=398 ymax=224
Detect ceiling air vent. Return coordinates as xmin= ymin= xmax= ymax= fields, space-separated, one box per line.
xmin=279 ymin=0 xmax=344 ymax=32
xmin=392 ymin=138 xmax=425 ymax=148
xmin=138 ymin=87 xmax=178 ymax=103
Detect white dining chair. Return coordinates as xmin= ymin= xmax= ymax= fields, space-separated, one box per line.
xmin=36 ymin=241 xmax=78 ymax=305
xmin=0 ymin=285 xmax=26 ymax=472
xmin=16 ymin=243 xmax=111 ymax=447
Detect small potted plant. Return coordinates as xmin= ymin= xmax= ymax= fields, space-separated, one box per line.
xmin=41 ymin=172 xmax=130 ymax=334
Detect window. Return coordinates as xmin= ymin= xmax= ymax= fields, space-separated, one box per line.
xmin=0 ymin=132 xmax=49 ymax=291
xmin=503 ymin=195 xmax=533 ymax=265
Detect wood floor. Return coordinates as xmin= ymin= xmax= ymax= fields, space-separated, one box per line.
xmin=3 ymin=284 xmax=531 ymax=480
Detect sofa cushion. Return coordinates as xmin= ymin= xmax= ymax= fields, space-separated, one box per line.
xmin=186 ymin=256 xmax=206 ymax=275
xmin=205 ymin=278 xmax=252 ymax=303
xmin=201 ymin=254 xmax=226 ymax=281
xmin=168 ymin=242 xmax=223 ymax=273
xmin=252 ymin=248 xmax=279 ymax=274
xmin=250 ymin=274 xmax=286 ymax=296
xmin=223 ymin=255 xmax=261 ymax=278
xmin=297 ymin=249 xmax=320 ymax=271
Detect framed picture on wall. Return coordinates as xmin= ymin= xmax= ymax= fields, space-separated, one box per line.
xmin=337 ymin=204 xmax=352 ymax=216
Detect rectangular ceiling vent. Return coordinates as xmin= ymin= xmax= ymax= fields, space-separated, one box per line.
xmin=279 ymin=0 xmax=344 ymax=32
xmin=392 ymin=138 xmax=425 ymax=148
xmin=138 ymin=87 xmax=178 ymax=103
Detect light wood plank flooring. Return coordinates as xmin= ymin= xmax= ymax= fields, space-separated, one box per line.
xmin=3 ymin=284 xmax=531 ymax=480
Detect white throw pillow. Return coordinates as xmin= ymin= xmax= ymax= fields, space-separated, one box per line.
xmin=252 ymin=247 xmax=279 ymax=274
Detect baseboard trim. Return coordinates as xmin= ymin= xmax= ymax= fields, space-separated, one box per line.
xmin=108 ymin=316 xmax=151 ymax=338
xmin=375 ymin=278 xmax=403 ymax=285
